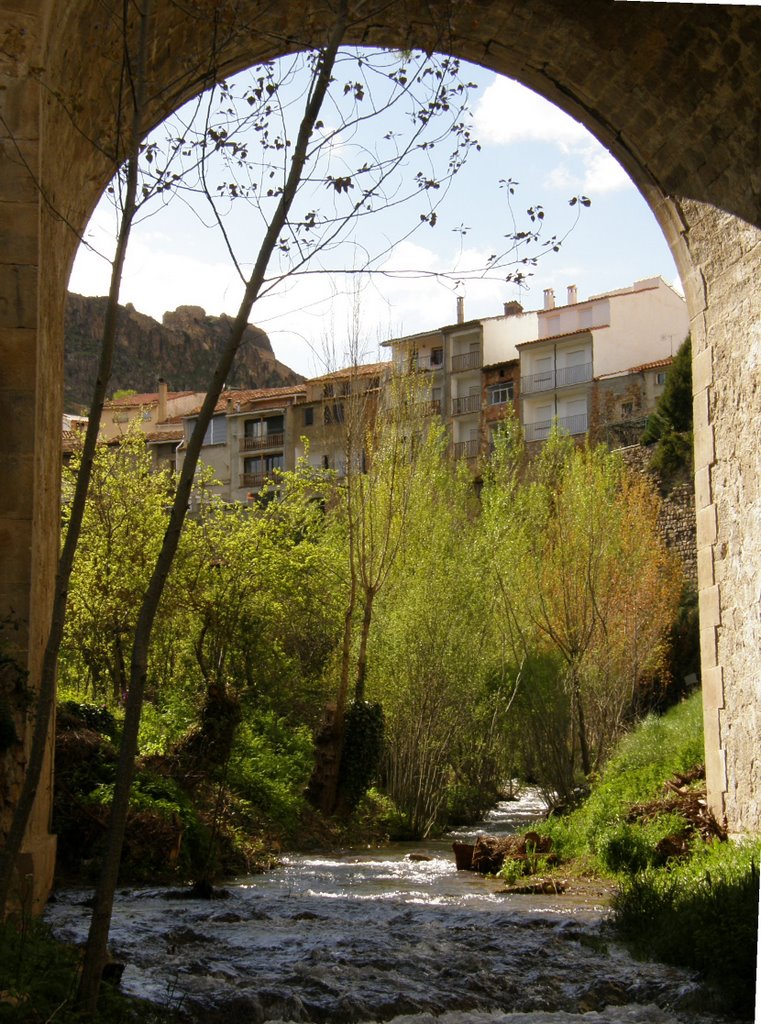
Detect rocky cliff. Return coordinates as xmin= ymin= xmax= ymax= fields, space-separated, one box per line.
xmin=64 ymin=294 xmax=303 ymax=411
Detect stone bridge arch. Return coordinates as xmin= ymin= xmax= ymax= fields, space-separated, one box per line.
xmin=0 ymin=0 xmax=758 ymax=907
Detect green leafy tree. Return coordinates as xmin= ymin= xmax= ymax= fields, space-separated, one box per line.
xmin=481 ymin=429 xmax=682 ymax=806
xmin=641 ymin=335 xmax=693 ymax=476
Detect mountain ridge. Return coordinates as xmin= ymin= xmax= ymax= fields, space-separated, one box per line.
xmin=65 ymin=293 xmax=303 ymax=411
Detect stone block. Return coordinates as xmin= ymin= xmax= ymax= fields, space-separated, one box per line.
xmin=0 ymin=200 xmax=38 ymax=265
xmin=699 ymin=624 xmax=718 ymax=670
xmin=694 ymin=465 xmax=711 ymax=510
xmin=0 ymin=139 xmax=39 ymax=203
xmin=698 ymin=583 xmax=721 ymax=628
xmin=693 ymin=419 xmax=715 ymax=470
xmin=702 ymin=665 xmax=724 ymax=710
xmin=696 ymin=503 xmax=717 ymax=547
xmin=0 ymin=264 xmax=37 ymax=328
xmin=696 ymin=544 xmax=714 ymax=587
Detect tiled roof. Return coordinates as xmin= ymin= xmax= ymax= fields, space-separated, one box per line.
xmin=185 ymin=384 xmax=308 ymax=417
xmin=306 ymin=361 xmax=391 ymax=384
xmin=516 ymin=326 xmax=607 ymax=349
xmin=104 ymin=390 xmax=198 ymax=409
xmin=628 ymin=356 xmax=674 ymax=373
xmin=144 ymin=427 xmax=184 ymax=443
xmin=61 ymin=430 xmax=81 ymax=452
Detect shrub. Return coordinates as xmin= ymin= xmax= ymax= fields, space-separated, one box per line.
xmin=539 ymin=692 xmax=704 ymax=864
xmin=613 ymin=838 xmax=760 ymax=1017
xmin=227 ymin=710 xmax=313 ymax=831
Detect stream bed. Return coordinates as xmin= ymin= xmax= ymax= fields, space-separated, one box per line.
xmin=44 ymin=791 xmax=741 ymax=1023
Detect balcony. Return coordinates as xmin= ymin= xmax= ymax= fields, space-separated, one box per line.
xmin=451 ymin=394 xmax=481 ymax=416
xmin=414 ymin=353 xmax=444 ymax=371
xmin=556 ymin=362 xmax=592 ymax=388
xmin=451 ymin=350 xmax=481 ymax=373
xmin=523 ymin=412 xmax=588 ymax=442
xmin=241 ymin=472 xmax=266 ymax=488
xmin=453 ymin=438 xmax=479 ymax=460
xmin=416 ymin=398 xmax=442 ymax=416
xmin=521 ymin=362 xmax=592 ymax=394
xmin=240 ymin=432 xmax=284 ymax=451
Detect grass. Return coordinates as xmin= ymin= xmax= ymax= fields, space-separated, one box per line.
xmin=538 ymin=691 xmax=705 ymax=864
xmin=530 ymin=691 xmax=758 ymax=1019
xmin=613 ymin=838 xmax=760 ymax=1018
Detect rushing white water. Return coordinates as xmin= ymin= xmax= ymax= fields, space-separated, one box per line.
xmin=44 ymin=789 xmax=737 ymax=1023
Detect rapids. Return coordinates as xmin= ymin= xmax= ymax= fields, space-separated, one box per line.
xmin=44 ymin=789 xmax=739 ymax=1023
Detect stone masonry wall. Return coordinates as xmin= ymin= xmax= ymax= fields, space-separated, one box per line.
xmin=616 ymin=445 xmax=697 ymax=589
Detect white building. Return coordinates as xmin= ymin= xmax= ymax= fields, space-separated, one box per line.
xmin=519 ymin=278 xmax=688 ymax=443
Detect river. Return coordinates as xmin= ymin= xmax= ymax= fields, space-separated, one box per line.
xmin=44 ymin=789 xmax=741 ymax=1023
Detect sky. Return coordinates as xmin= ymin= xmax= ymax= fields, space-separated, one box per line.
xmin=68 ymin=60 xmax=682 ymax=380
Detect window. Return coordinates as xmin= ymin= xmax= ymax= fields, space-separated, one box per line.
xmin=431 ymin=347 xmax=443 ymax=366
xmin=621 ymin=401 xmax=634 ymax=418
xmin=303 ymin=407 xmax=314 ymax=427
xmin=488 ymin=381 xmax=514 ymax=405
xmin=322 ymin=383 xmax=335 ymax=399
xmin=656 ymin=371 xmax=667 ymax=385
xmin=266 ymin=414 xmax=284 ymax=435
xmin=187 ymin=414 xmax=227 ymax=445
xmin=244 ymin=418 xmax=262 ymax=438
xmin=339 ymin=380 xmax=351 ymax=397
xmin=245 ymin=453 xmax=283 ymax=476
xmin=203 ymin=414 xmax=227 ymax=446
xmin=324 ymin=402 xmax=345 ymax=425
xmin=142 ymin=410 xmax=152 ymax=421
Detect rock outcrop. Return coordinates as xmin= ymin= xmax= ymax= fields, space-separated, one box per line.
xmin=64 ymin=294 xmax=302 ymax=411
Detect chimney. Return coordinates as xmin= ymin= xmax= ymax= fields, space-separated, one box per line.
xmin=456 ymin=295 xmax=465 ymax=324
xmin=157 ymin=378 xmax=168 ymax=422
xmin=567 ymin=284 xmax=578 ymax=305
xmin=503 ymin=300 xmax=523 ymax=317
xmin=543 ymin=288 xmax=556 ymax=310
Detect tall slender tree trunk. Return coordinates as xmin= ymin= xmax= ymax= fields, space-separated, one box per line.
xmin=77 ymin=10 xmax=348 ymax=1009
xmin=353 ymin=587 xmax=376 ymax=704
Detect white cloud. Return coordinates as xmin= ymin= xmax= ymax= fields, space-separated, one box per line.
xmin=544 ymin=145 xmax=633 ymax=196
xmin=474 ymin=77 xmax=633 ymax=196
xmin=474 ymin=77 xmax=588 ymax=148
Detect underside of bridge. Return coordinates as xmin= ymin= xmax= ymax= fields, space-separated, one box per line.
xmin=0 ymin=0 xmax=759 ymax=909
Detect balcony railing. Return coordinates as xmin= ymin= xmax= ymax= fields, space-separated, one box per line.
xmin=240 ymin=432 xmax=284 ymax=451
xmin=451 ymin=394 xmax=481 ymax=416
xmin=451 ymin=350 xmax=481 ymax=373
xmin=241 ymin=472 xmax=266 ymax=488
xmin=556 ymin=362 xmax=592 ymax=388
xmin=453 ymin=438 xmax=479 ymax=460
xmin=524 ymin=412 xmax=588 ymax=442
xmin=414 ymin=353 xmax=444 ymax=371
xmin=521 ymin=362 xmax=592 ymax=394
xmin=416 ymin=398 xmax=442 ymax=416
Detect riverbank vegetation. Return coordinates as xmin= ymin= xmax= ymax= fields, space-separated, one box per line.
xmin=52 ymin=418 xmax=685 ymax=879
xmin=511 ymin=692 xmax=759 ymax=1019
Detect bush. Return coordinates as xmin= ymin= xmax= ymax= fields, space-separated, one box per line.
xmin=539 ymin=692 xmax=704 ymax=863
xmin=227 ymin=710 xmax=313 ymax=831
xmin=613 ymin=838 xmax=760 ymax=1017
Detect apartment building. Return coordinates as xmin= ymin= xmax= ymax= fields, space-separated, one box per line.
xmin=382 ymin=297 xmax=538 ymax=463
xmin=177 ymin=384 xmax=307 ymax=503
xmin=100 ymin=380 xmax=205 ymax=442
xmin=293 ymin=363 xmax=390 ymax=476
xmin=176 ymin=365 xmax=391 ymax=503
xmin=519 ymin=278 xmax=687 ymax=444
xmin=382 ymin=277 xmax=687 ymax=460
xmin=146 ymin=276 xmax=687 ymax=505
